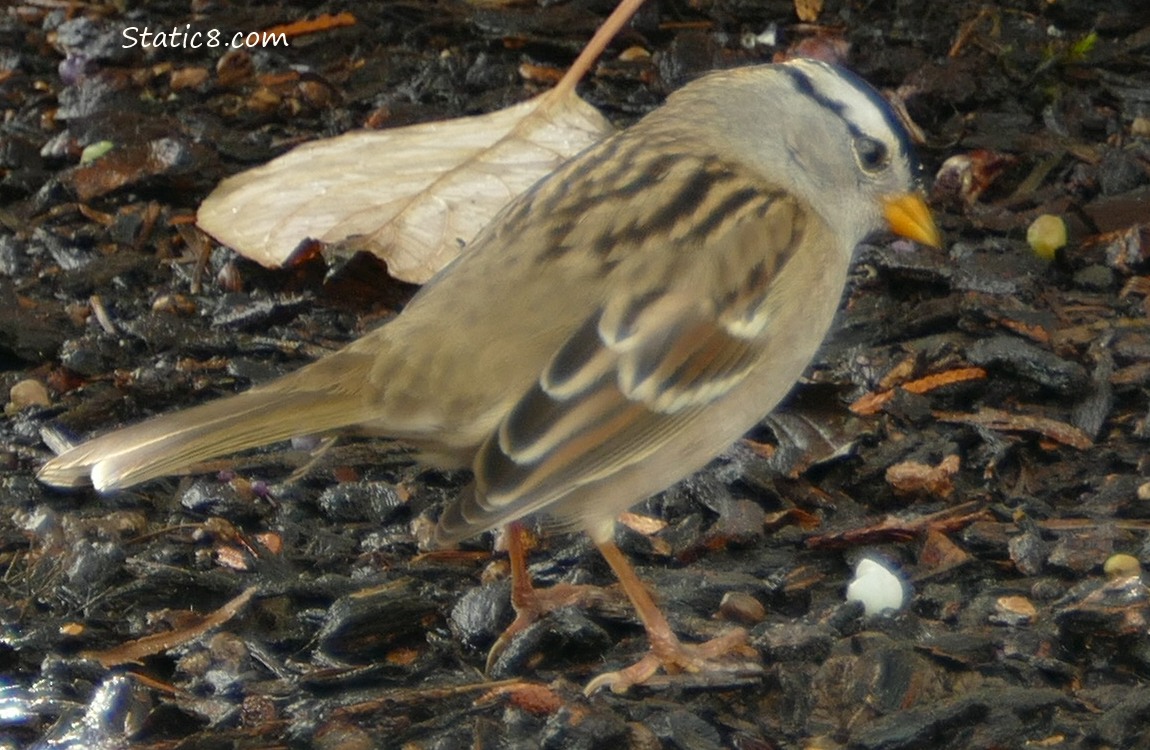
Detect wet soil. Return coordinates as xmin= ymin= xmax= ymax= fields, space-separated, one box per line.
xmin=4 ymin=0 xmax=1150 ymax=748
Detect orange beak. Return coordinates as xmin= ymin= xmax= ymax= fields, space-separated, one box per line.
xmin=882 ymin=192 xmax=941 ymax=248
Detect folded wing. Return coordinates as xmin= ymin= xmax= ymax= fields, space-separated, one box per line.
xmin=437 ymin=185 xmax=812 ymax=542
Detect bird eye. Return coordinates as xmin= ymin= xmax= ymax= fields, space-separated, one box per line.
xmin=853 ymin=136 xmax=889 ymax=172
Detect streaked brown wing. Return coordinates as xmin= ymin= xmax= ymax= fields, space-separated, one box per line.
xmin=436 ymin=190 xmax=813 ymax=542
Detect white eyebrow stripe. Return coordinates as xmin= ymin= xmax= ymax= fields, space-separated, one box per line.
xmin=782 ymin=59 xmax=914 ymax=169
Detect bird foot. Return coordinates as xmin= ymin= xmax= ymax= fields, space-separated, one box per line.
xmin=486 ymin=582 xmax=618 ymax=673
xmin=583 ymin=627 xmax=762 ymax=695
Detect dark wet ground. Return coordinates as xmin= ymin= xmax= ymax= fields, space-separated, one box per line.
xmin=4 ymin=0 xmax=1150 ymax=748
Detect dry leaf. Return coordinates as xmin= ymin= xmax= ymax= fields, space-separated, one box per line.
xmin=197 ymin=92 xmax=614 ymax=283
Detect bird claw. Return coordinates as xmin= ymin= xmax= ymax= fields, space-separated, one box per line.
xmin=486 ymin=582 xmax=616 ymax=674
xmin=583 ymin=627 xmax=762 ymax=696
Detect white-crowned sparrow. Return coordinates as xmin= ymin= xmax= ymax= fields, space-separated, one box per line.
xmin=38 ymin=59 xmax=940 ymax=693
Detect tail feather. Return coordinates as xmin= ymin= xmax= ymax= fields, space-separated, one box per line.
xmin=37 ymin=386 xmax=365 ymax=491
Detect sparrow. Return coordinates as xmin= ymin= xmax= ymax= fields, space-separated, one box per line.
xmin=37 ymin=58 xmax=940 ymax=693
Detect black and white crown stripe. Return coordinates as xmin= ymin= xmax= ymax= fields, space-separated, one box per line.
xmin=779 ymin=60 xmax=922 ymax=182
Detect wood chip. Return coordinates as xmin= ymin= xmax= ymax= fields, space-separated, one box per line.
xmin=262 ymin=11 xmax=357 ymax=39
xmin=933 ymin=407 xmax=1093 ymax=449
xmin=851 ymin=368 xmax=987 ymax=415
xmin=794 ymin=0 xmax=824 ymax=22
xmin=83 ymin=587 xmax=258 ymax=668
xmin=886 ymin=455 xmax=961 ymax=498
